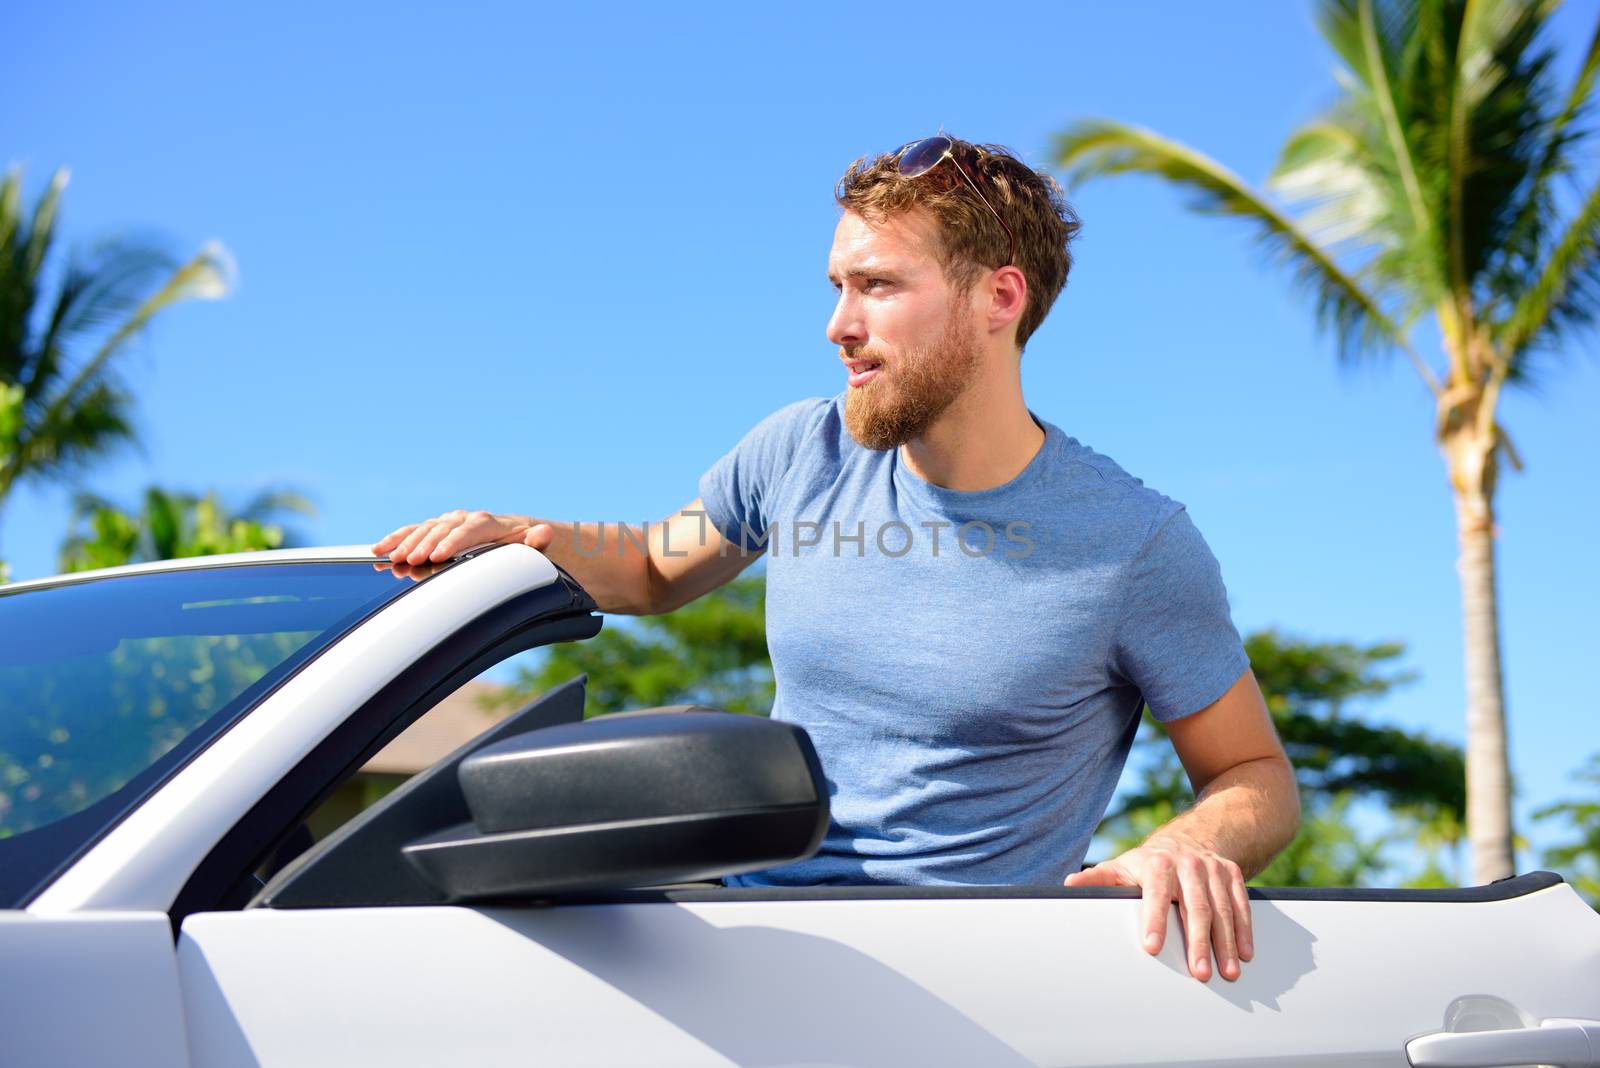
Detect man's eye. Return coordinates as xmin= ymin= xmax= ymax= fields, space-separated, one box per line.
xmin=865 ymin=278 xmax=890 ymax=290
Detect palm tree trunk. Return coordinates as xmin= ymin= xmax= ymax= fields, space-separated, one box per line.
xmin=1453 ymin=484 xmax=1516 ymax=883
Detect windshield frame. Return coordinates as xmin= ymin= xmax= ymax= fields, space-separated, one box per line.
xmin=0 ymin=546 xmax=404 ymax=597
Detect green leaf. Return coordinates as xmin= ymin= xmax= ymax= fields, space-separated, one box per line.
xmin=1054 ymin=119 xmax=1418 ymax=369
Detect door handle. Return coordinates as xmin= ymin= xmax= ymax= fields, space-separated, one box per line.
xmin=1406 ymin=1018 xmax=1600 ymax=1067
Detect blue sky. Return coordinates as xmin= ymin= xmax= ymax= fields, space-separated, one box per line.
xmin=5 ymin=1 xmax=1598 ymax=865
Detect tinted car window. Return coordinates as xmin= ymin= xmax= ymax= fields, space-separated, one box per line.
xmin=0 ymin=562 xmax=419 ymax=906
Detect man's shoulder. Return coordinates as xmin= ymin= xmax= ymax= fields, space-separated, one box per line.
xmin=1044 ymin=425 xmax=1186 ymax=540
xmin=737 ymin=393 xmax=858 ymax=473
xmin=747 ymin=394 xmax=841 ymax=449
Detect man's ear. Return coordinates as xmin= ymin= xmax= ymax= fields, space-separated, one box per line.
xmin=986 ymin=265 xmax=1028 ymax=338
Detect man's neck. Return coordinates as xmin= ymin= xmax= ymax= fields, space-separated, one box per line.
xmin=898 ymin=367 xmax=1044 ymax=491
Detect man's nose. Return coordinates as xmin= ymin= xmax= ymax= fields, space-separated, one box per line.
xmin=826 ymin=291 xmax=864 ymax=348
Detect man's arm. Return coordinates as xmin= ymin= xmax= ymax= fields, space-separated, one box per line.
xmin=371 ymin=497 xmax=760 ymax=615
xmin=1064 ymin=668 xmax=1299 ymax=984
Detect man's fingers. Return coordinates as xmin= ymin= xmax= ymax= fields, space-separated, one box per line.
xmin=525 ymin=523 xmax=554 ymax=550
xmin=390 ymin=521 xmax=439 ymax=564
xmin=408 ymin=513 xmax=467 ymax=563
xmin=1206 ymin=862 xmax=1240 ymax=981
xmin=410 ymin=521 xmax=458 ymax=563
xmin=1227 ymin=862 xmax=1253 ymax=962
xmin=1175 ymin=859 xmax=1213 ymax=981
xmin=1139 ymin=861 xmax=1175 ymax=955
xmin=1063 ymin=864 xmax=1127 ymax=887
xmin=372 ymin=525 xmax=417 ymax=555
xmin=432 ymin=512 xmax=494 ymax=560
xmin=383 ymin=511 xmax=543 ymax=565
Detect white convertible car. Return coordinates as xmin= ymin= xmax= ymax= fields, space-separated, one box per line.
xmin=1 ymin=545 xmax=1597 ymax=1068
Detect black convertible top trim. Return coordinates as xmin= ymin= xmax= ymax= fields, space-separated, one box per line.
xmin=540 ymin=870 xmax=1564 ymax=906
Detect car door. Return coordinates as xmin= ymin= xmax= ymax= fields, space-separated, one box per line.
xmin=177 ymin=879 xmax=1600 ymax=1067
xmin=174 ymin=674 xmax=1600 ymax=1068
xmin=2 ymin=544 xmax=601 ymax=1068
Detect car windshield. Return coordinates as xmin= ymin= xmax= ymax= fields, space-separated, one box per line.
xmin=0 ymin=561 xmax=421 ymax=907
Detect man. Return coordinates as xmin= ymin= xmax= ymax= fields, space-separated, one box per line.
xmin=373 ymin=135 xmax=1299 ymax=985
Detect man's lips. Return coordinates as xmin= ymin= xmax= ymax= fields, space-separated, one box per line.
xmin=843 ymin=356 xmax=882 ymax=388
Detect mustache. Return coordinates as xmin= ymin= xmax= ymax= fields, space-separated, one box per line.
xmin=840 ymin=347 xmax=890 ymax=363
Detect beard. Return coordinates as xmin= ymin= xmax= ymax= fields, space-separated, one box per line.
xmin=842 ymin=305 xmax=979 ymax=451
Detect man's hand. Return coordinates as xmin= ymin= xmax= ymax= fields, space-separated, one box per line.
xmin=372 ymin=510 xmax=553 ymax=565
xmin=1064 ymin=832 xmax=1252 ymax=983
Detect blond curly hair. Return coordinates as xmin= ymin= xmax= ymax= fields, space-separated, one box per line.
xmin=835 ymin=137 xmax=1082 ymax=350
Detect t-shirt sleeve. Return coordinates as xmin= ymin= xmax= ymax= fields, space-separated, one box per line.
xmin=698 ymin=397 xmax=831 ymax=552
xmin=1111 ymin=505 xmax=1249 ymax=722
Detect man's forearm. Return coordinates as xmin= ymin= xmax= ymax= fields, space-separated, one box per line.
xmin=513 ymin=517 xmax=658 ymax=616
xmin=374 ymin=505 xmax=747 ymax=617
xmin=1145 ymin=755 xmax=1300 ymax=879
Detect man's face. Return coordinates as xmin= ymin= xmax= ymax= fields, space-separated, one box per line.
xmin=826 ymin=208 xmax=981 ymax=451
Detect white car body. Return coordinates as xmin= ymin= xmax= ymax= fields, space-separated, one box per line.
xmin=1 ymin=545 xmax=1597 ymax=1068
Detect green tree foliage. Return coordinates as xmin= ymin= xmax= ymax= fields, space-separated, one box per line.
xmin=1256 ymin=796 xmax=1396 ymax=887
xmin=1097 ymin=631 xmax=1465 ymax=887
xmin=0 ymin=166 xmax=232 ymax=578
xmin=1056 ymin=0 xmax=1600 ymax=883
xmin=56 ymin=486 xmax=315 ymax=572
xmin=1533 ymin=753 xmax=1600 ymax=910
xmin=491 ymin=571 xmax=773 ymax=719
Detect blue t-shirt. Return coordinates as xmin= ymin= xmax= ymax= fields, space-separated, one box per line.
xmin=698 ymin=394 xmax=1249 ymax=886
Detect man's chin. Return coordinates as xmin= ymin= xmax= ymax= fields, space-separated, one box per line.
xmin=844 ymin=385 xmax=920 ymax=452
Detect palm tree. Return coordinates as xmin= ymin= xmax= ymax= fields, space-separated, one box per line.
xmin=1055 ymin=0 xmax=1599 ymax=883
xmin=0 ymin=166 xmax=232 ymax=577
xmin=58 ymin=485 xmax=315 ymax=572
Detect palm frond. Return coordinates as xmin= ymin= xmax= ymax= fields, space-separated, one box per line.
xmin=0 ymin=168 xmax=34 ymax=382
xmin=20 ymin=168 xmax=67 ymax=290
xmin=7 ymin=379 xmax=138 ymax=494
xmin=1548 ymin=10 xmax=1600 ymax=138
xmin=1055 ymin=119 xmax=1430 ymax=382
xmin=65 ymin=487 xmax=120 ymax=522
xmin=2 ymin=169 xmax=73 ymax=387
xmin=0 ymin=169 xmax=21 ymax=256
xmin=1501 ymin=173 xmax=1600 ymax=359
xmin=1513 ymin=6 xmax=1600 ymax=222
xmin=27 ymin=245 xmax=175 ymax=401
xmin=1321 ymin=0 xmax=1438 ymax=249
xmin=1441 ymin=0 xmax=1560 ymax=324
xmin=144 ymin=486 xmax=188 ymax=559
xmin=1490 ymin=10 xmax=1600 ymax=355
xmin=237 ymin=487 xmax=317 ymax=547
xmin=1270 ymin=117 xmax=1394 ymax=252
xmin=31 ymin=241 xmax=232 ymax=455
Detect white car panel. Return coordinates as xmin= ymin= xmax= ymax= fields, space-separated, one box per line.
xmin=27 ymin=544 xmax=561 ymax=915
xmin=0 ymin=543 xmax=398 ymax=593
xmin=0 ymin=910 xmax=188 ymax=1068
xmin=176 ymin=885 xmax=1600 ymax=1068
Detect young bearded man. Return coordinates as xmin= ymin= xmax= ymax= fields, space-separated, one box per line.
xmin=373 ymin=135 xmax=1300 ymax=984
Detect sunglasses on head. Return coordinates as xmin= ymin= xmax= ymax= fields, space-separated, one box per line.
xmin=895 ymin=135 xmax=1017 ymax=268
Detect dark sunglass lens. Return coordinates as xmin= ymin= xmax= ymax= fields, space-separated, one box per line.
xmin=897 ymin=136 xmax=953 ymax=177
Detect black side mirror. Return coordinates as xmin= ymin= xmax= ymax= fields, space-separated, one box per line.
xmin=400 ymin=707 xmax=828 ymax=900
